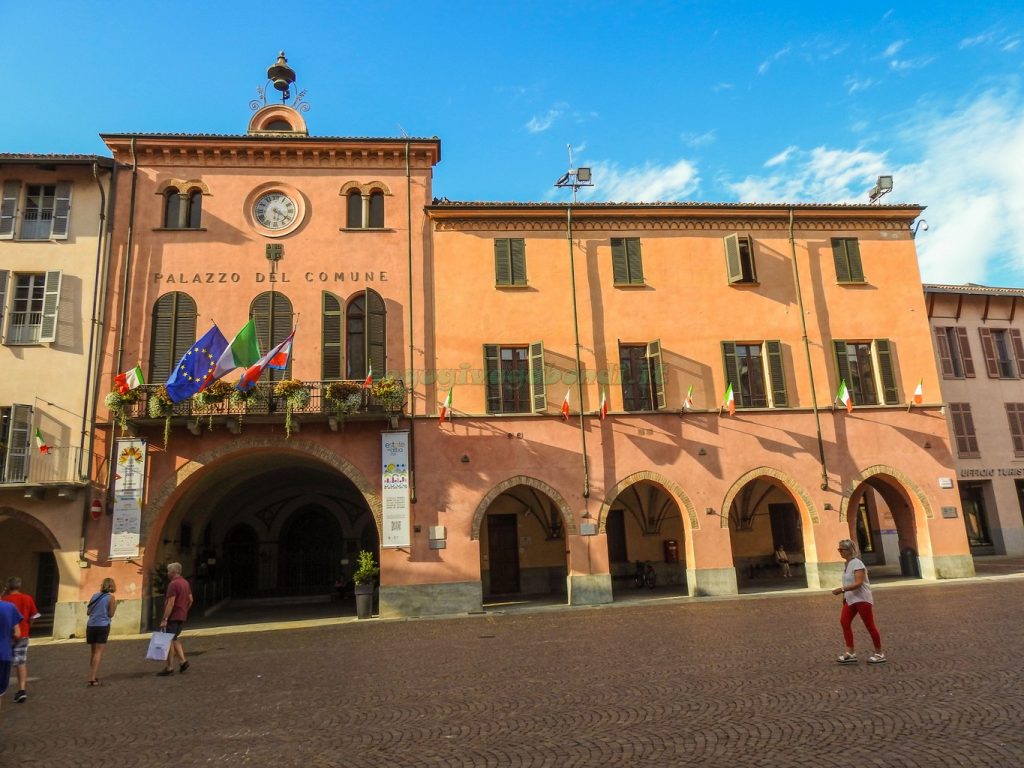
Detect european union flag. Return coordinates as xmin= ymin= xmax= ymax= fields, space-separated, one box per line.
xmin=165 ymin=325 xmax=229 ymax=403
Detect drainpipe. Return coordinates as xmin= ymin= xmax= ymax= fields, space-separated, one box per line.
xmin=566 ymin=205 xmax=590 ymax=498
xmin=79 ymin=161 xmax=109 ymax=481
xmin=406 ymin=141 xmax=417 ymax=503
xmin=789 ymin=208 xmax=828 ymax=490
xmin=115 ymin=139 xmax=139 ymax=374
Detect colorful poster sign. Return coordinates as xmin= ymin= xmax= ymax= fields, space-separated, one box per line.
xmin=381 ymin=431 xmax=411 ymax=548
xmin=110 ymin=439 xmax=147 ymax=559
xmin=110 ymin=494 xmax=143 ymax=559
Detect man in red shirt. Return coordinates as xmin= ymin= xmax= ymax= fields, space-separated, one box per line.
xmin=2 ymin=577 xmax=38 ymax=703
xmin=157 ymin=562 xmax=193 ymax=677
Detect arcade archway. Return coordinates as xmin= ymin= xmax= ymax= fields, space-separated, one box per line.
xmin=0 ymin=508 xmax=66 ymax=635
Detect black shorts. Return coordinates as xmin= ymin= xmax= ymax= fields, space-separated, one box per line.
xmin=165 ymin=620 xmax=185 ymax=638
xmin=86 ymin=625 xmax=110 ymax=645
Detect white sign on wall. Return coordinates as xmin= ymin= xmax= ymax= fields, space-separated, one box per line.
xmin=110 ymin=494 xmax=143 ymax=559
xmin=110 ymin=439 xmax=147 ymax=559
xmin=381 ymin=431 xmax=411 ymax=548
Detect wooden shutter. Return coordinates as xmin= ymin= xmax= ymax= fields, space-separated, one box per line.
xmin=510 ymin=238 xmax=526 ymax=285
xmin=51 ymin=181 xmax=72 ymax=239
xmin=934 ymin=328 xmax=955 ymax=377
xmin=494 ymin=239 xmax=512 ymax=285
xmin=1009 ymin=329 xmax=1024 ymax=378
xmin=625 ymin=238 xmax=644 ymax=284
xmin=365 ymin=288 xmax=386 ymax=379
xmin=721 ymin=342 xmax=740 ymax=405
xmin=38 ymin=270 xmax=63 ymax=343
xmin=611 ymin=238 xmax=629 ymax=284
xmin=765 ymin=340 xmax=788 ymax=407
xmin=950 ymin=403 xmax=979 ymax=457
xmin=321 ymin=292 xmax=342 ymax=380
xmin=956 ymin=327 xmax=976 ymax=377
xmin=3 ymin=403 xmax=33 ymax=483
xmin=833 ymin=341 xmax=851 ymax=396
xmin=724 ymin=234 xmax=743 ymax=284
xmin=0 ymin=269 xmax=8 ymax=342
xmin=978 ymin=327 xmax=1000 ymax=378
xmin=831 ymin=240 xmax=851 ymax=283
xmin=846 ymin=239 xmax=864 ymax=282
xmin=251 ymin=291 xmax=293 ymax=381
xmin=150 ymin=294 xmax=175 ymax=381
xmin=1007 ymin=403 xmax=1024 ymax=456
xmin=529 ymin=341 xmax=546 ymax=412
xmin=0 ymin=180 xmax=19 ymax=239
xmin=484 ymin=345 xmax=501 ymax=413
xmin=874 ymin=339 xmax=899 ymax=404
xmin=646 ymin=339 xmax=666 ymax=410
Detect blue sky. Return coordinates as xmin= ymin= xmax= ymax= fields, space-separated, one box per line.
xmin=4 ymin=1 xmax=1023 ymax=286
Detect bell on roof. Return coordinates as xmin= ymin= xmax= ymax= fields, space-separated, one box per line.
xmin=266 ymin=52 xmax=296 ymax=102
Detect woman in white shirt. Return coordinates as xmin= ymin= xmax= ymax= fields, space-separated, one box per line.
xmin=831 ymin=539 xmax=886 ymax=664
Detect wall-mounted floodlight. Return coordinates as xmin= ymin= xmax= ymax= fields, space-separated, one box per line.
xmin=554 ymin=145 xmax=594 ymax=203
xmin=868 ymin=174 xmax=894 ymax=203
xmin=911 ymin=219 xmax=929 ymax=238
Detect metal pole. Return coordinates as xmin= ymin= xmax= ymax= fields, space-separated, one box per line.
xmin=567 ymin=206 xmax=590 ymax=498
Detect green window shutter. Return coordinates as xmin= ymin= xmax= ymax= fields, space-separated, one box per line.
xmin=1009 ymin=329 xmax=1024 ymax=378
xmin=875 ymin=339 xmax=899 ymax=404
xmin=251 ymin=293 xmax=272 ymax=358
xmin=934 ymin=328 xmax=954 ymax=377
xmin=51 ymin=181 xmax=72 ymax=240
xmin=625 ymin=238 xmax=644 ymax=284
xmin=494 ymin=239 xmax=512 ymax=285
xmin=724 ymin=234 xmax=743 ymax=284
xmin=831 ymin=239 xmax=852 ymax=283
xmin=365 ymin=288 xmax=386 ymax=378
xmin=251 ymin=292 xmax=292 ymax=381
xmin=0 ymin=180 xmax=19 ymax=239
xmin=38 ymin=270 xmax=63 ymax=343
xmin=765 ymin=340 xmax=788 ymax=407
xmin=646 ymin=339 xmax=666 ymax=410
xmin=529 ymin=340 xmax=546 ymax=412
xmin=956 ymin=327 xmax=976 ymax=377
xmin=321 ymin=292 xmax=342 ymax=380
xmin=0 ymin=269 xmax=8 ymax=341
xmin=150 ymin=294 xmax=174 ymax=381
xmin=484 ymin=345 xmax=501 ymax=413
xmin=611 ymin=238 xmax=628 ymax=284
xmin=721 ymin=342 xmax=739 ymax=404
xmin=510 ymin=238 xmax=527 ymax=285
xmin=978 ymin=328 xmax=1000 ymax=378
xmin=833 ymin=341 xmax=851 ymax=395
xmin=4 ymin=403 xmax=33 ymax=483
xmin=846 ymin=239 xmax=864 ymax=282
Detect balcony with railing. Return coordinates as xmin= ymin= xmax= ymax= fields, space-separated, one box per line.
xmin=5 ymin=312 xmax=42 ymax=344
xmin=0 ymin=444 xmax=87 ymax=494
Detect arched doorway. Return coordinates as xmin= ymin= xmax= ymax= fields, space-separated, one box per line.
xmin=476 ymin=482 xmax=570 ymax=604
xmin=725 ymin=474 xmax=810 ymax=590
xmin=222 ymin=524 xmax=260 ymax=598
xmin=0 ymin=509 xmax=65 ymax=637
xmin=845 ymin=469 xmax=925 ymax=580
xmin=279 ymin=506 xmax=344 ymax=595
xmin=603 ymin=479 xmax=687 ymax=598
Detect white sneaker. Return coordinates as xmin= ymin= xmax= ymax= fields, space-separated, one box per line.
xmin=837 ymin=652 xmax=857 ymax=664
xmin=868 ymin=652 xmax=887 ymax=664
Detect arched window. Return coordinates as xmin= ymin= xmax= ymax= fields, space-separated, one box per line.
xmin=346 ymin=190 xmax=362 ymax=229
xmin=250 ymin=291 xmax=293 ymax=382
xmin=187 ymin=190 xmax=203 ymax=228
xmin=322 ymin=291 xmax=343 ymax=380
xmin=265 ymin=119 xmax=292 ymax=131
xmin=163 ymin=189 xmax=182 ymax=228
xmin=368 ymin=191 xmax=384 ymax=228
xmin=346 ymin=289 xmax=386 ymax=380
xmin=149 ymin=292 xmax=197 ymax=382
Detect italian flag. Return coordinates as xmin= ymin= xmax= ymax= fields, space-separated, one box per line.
xmin=683 ymin=384 xmax=695 ymax=411
xmin=836 ymin=379 xmax=853 ymax=413
xmin=913 ymin=379 xmax=923 ymax=405
xmin=211 ymin=320 xmax=260 ymax=381
xmin=599 ymin=386 xmax=608 ymax=420
xmin=439 ymin=389 xmax=452 ymax=424
xmin=561 ymin=389 xmax=571 ymax=420
xmin=35 ymin=428 xmax=51 ymax=455
xmin=363 ymin=363 xmax=373 ymax=390
xmin=114 ymin=365 xmax=145 ymax=394
xmin=723 ymin=383 xmax=735 ymax=416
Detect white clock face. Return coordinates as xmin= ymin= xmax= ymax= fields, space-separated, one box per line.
xmin=253 ymin=192 xmax=298 ymax=230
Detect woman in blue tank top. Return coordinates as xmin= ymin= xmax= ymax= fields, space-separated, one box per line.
xmin=85 ymin=578 xmax=117 ymax=685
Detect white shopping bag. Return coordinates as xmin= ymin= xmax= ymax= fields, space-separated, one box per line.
xmin=146 ymin=631 xmax=174 ymax=661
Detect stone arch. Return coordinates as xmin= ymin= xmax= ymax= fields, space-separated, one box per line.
xmin=156 ymin=178 xmax=211 ymax=196
xmin=470 ymin=475 xmax=577 ymax=540
xmin=839 ymin=464 xmax=933 ymax=523
xmin=338 ymin=180 xmax=393 ymax=196
xmin=720 ymin=466 xmax=820 ymax=529
xmin=0 ymin=506 xmax=75 ymax=599
xmin=143 ymin=437 xmax=381 ymax=561
xmin=596 ymin=471 xmax=699 ymax=533
xmin=247 ymin=104 xmax=308 ymax=135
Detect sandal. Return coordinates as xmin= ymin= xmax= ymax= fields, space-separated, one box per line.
xmin=87 ymin=679 xmax=102 ymax=686
xmin=836 ymin=652 xmax=857 ymax=664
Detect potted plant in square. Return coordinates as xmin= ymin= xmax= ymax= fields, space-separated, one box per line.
xmin=351 ymin=550 xmax=379 ymax=620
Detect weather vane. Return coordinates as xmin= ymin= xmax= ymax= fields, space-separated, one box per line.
xmin=250 ymin=51 xmax=310 ymax=113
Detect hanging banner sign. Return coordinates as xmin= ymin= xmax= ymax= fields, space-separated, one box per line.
xmin=110 ymin=439 xmax=147 ymax=559
xmin=381 ymin=431 xmax=411 ymax=548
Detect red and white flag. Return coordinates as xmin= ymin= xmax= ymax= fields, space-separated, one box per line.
xmin=35 ymin=428 xmax=51 ymax=456
xmin=836 ymin=379 xmax=854 ymax=413
xmin=439 ymin=389 xmax=452 ymax=424
xmin=114 ymin=364 xmax=145 ymax=394
xmin=362 ymin=363 xmax=373 ymax=390
xmin=267 ymin=333 xmax=293 ymax=370
xmin=599 ymin=386 xmax=608 ymax=420
xmin=237 ymin=331 xmax=296 ymax=391
xmin=913 ymin=379 xmax=923 ymax=405
xmin=561 ymin=389 xmax=571 ymax=420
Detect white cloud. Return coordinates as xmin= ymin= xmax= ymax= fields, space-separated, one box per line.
xmin=758 ymin=45 xmax=791 ymax=75
xmin=765 ymin=146 xmax=798 ymax=167
xmin=890 ymin=56 xmax=935 ymax=71
xmin=525 ymin=105 xmax=564 ymax=133
xmin=574 ymin=159 xmax=700 ymax=203
xmin=880 ymin=39 xmax=907 ymax=58
xmin=845 ymin=76 xmax=875 ymax=94
xmin=960 ymin=30 xmax=996 ymax=48
xmin=681 ymin=130 xmax=717 ymax=148
xmin=723 ymin=90 xmax=1024 ymax=285
xmin=712 ymin=82 xmax=734 ymax=92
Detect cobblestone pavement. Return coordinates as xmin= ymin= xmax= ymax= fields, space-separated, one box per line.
xmin=3 ymin=577 xmax=1024 ymax=768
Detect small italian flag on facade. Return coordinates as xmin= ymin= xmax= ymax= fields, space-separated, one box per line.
xmin=35 ymin=428 xmax=51 ymax=455
xmin=836 ymin=379 xmax=853 ymax=413
xmin=723 ymin=383 xmax=735 ymax=416
xmin=362 ymin=363 xmax=373 ymax=390
xmin=599 ymin=386 xmax=608 ymax=420
xmin=561 ymin=389 xmax=571 ymax=420
xmin=683 ymin=384 xmax=695 ymax=411
xmin=439 ymin=389 xmax=452 ymax=424
xmin=114 ymin=364 xmax=145 ymax=395
xmin=913 ymin=379 xmax=924 ymax=405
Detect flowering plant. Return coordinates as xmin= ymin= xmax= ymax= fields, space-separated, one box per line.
xmin=273 ymin=379 xmax=310 ymax=438
xmin=371 ymin=377 xmax=406 ymax=411
xmin=105 ymin=388 xmax=140 ymax=432
xmin=147 ymin=386 xmax=174 ymax=448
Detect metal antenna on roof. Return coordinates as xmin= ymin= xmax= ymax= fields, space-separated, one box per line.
xmin=554 ymin=144 xmax=593 ymax=203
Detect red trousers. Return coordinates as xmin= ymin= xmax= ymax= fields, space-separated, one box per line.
xmin=840 ymin=601 xmax=882 ymax=650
